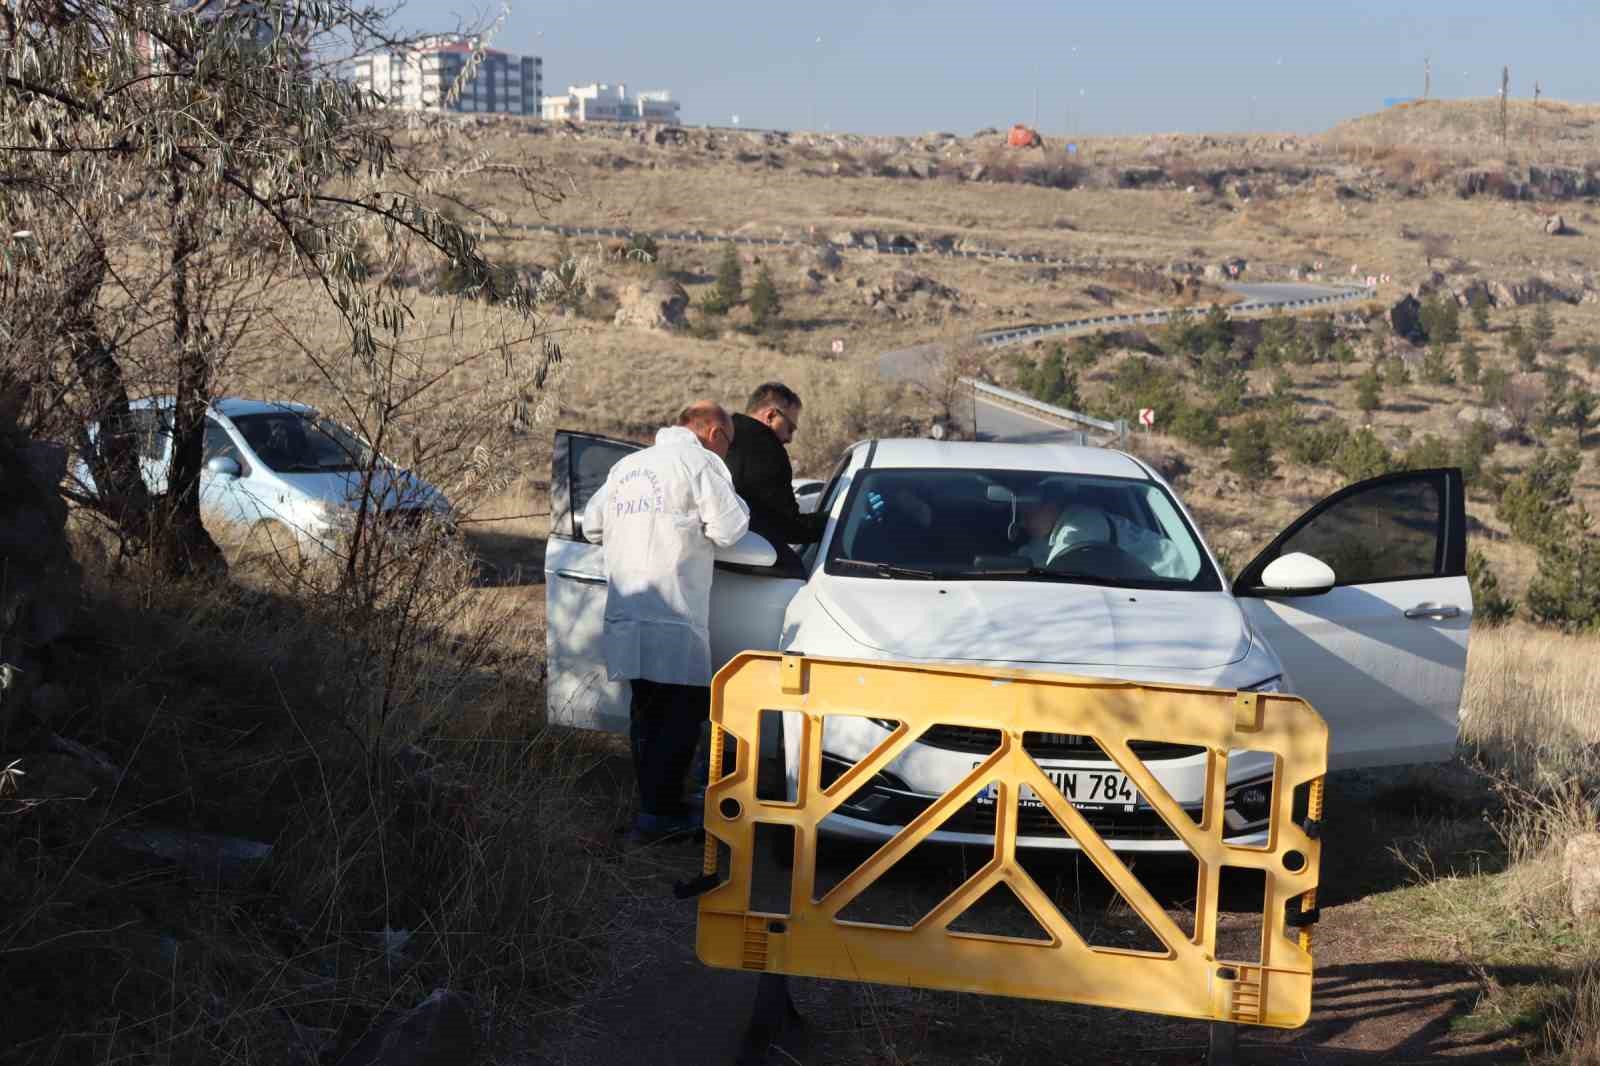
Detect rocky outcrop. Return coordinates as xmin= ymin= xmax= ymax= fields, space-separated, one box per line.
xmin=612 ymin=279 xmax=689 ymax=330
xmin=1389 ymin=294 xmax=1427 ymax=344
xmin=1490 ymin=276 xmax=1577 ymax=307
xmin=1456 ymin=406 xmax=1516 ymax=438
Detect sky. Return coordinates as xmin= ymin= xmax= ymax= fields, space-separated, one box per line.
xmin=393 ymin=0 xmax=1600 ymax=136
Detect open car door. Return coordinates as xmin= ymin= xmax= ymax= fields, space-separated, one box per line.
xmin=545 ymin=429 xmax=806 ymax=734
xmin=545 ymin=430 xmax=642 ymax=733
xmin=1233 ymin=468 xmax=1471 ymax=770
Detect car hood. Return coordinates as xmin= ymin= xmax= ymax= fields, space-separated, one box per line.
xmin=813 ymin=577 xmax=1251 ymax=671
xmin=272 ymin=465 xmax=445 ymax=512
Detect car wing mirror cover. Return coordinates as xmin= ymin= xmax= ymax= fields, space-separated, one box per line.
xmin=716 ymin=530 xmax=778 ymax=568
xmin=206 ymin=456 xmax=241 ymax=478
xmin=1258 ymin=551 xmax=1336 ymax=595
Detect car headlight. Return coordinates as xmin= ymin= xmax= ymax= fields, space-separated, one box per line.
xmin=1242 ymin=675 xmax=1283 ymax=693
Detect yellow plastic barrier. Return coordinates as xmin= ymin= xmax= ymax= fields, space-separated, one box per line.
xmin=695 ymin=653 xmax=1327 ymax=1029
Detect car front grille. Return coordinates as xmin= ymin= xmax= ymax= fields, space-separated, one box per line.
xmin=917 ymin=725 xmax=1204 ymax=762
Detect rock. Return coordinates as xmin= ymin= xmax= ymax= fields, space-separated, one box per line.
xmin=1456 ymin=406 xmax=1516 ymax=437
xmin=1544 ymin=213 xmax=1568 ymax=236
xmin=886 ymin=234 xmax=918 ymax=253
xmin=1453 ymin=279 xmax=1495 ymax=308
xmin=344 ymin=989 xmax=474 ymax=1066
xmin=889 ymin=270 xmax=927 ymax=296
xmin=1490 ymin=276 xmax=1577 ymax=306
xmin=963 ymin=163 xmax=988 ymax=182
xmin=106 ymin=827 xmax=272 ymax=887
xmin=612 ymin=279 xmax=689 ymax=331
xmin=905 ymin=158 xmax=937 ymax=179
xmin=1566 ymin=833 xmax=1600 ymax=920
xmin=799 ymin=269 xmax=825 ymax=294
xmin=810 ymin=243 xmax=843 ymax=272
xmin=1083 ymin=285 xmax=1116 ymax=306
xmin=1389 ymin=294 xmax=1427 ymax=344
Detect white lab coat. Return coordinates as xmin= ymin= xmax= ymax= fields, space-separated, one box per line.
xmin=581 ymin=426 xmax=750 ymax=686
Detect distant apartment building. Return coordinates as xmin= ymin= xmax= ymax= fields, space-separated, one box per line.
xmin=540 ymin=83 xmax=681 ymax=125
xmin=352 ymin=35 xmax=542 ymax=116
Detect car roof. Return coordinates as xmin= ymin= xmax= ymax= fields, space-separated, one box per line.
xmin=129 ymin=396 xmax=317 ymax=419
xmin=864 ymin=439 xmax=1151 ymax=479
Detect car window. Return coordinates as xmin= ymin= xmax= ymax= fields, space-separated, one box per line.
xmin=131 ymin=408 xmax=169 ymax=460
xmin=203 ymin=419 xmax=246 ymax=470
xmin=1273 ymin=477 xmax=1442 ymax=585
xmin=232 ymin=412 xmax=370 ymax=473
xmin=824 ymin=467 xmax=1219 ymax=591
xmin=800 ymin=451 xmax=855 ymax=570
xmin=549 ymin=431 xmax=641 ymax=541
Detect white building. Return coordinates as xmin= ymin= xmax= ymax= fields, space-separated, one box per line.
xmin=540 ymin=83 xmax=681 ymax=125
xmin=352 ymin=35 xmax=542 ymax=116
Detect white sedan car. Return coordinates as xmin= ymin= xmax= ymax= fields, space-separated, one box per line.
xmin=546 ymin=432 xmax=1471 ymax=853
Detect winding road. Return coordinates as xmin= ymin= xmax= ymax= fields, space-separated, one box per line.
xmin=521 ymin=221 xmax=1371 ymax=445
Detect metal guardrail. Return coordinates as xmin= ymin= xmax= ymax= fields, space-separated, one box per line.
xmin=959 ymin=377 xmax=1127 ymax=442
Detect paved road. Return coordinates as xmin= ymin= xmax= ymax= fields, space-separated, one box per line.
xmin=875 ymin=280 xmax=1370 ymax=445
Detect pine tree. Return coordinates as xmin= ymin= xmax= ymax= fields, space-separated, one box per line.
xmin=748 ymin=264 xmax=782 ymax=330
xmin=1469 ymin=289 xmax=1491 ymax=331
xmin=1526 ymin=507 xmax=1600 ymax=630
xmin=1458 ymin=341 xmax=1482 ymax=384
xmin=1467 ymin=549 xmax=1517 ymax=626
xmin=1421 ymin=343 xmax=1455 ymax=385
xmin=702 ymin=243 xmax=744 ymax=315
xmin=1571 ymin=385 xmax=1597 ymax=449
xmin=1226 ymin=418 xmax=1277 ymax=486
xmin=1531 ymin=300 xmax=1557 ymax=348
xmin=1356 ymin=367 xmax=1383 ymax=413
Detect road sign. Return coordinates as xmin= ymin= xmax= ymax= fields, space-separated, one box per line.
xmin=1138 ymin=407 xmax=1155 ymax=428
xmin=1366 ymin=275 xmax=1378 ymax=287
xmin=1314 ymin=260 xmax=1323 ymax=271
xmin=830 ymin=338 xmax=844 ymax=355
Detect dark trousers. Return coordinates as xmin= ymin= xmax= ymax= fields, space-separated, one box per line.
xmin=629 ymin=679 xmax=710 ymax=817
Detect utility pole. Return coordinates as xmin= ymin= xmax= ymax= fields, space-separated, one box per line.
xmin=1491 ymin=66 xmax=1504 ymax=148
xmin=1423 ymin=54 xmax=1430 ymax=100
xmin=1032 ymin=85 xmax=1039 ymax=130
xmin=1533 ymin=80 xmax=1542 ymax=152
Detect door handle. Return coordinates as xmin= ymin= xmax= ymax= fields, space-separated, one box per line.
xmin=555 ymin=569 xmax=607 ymax=587
xmin=1403 ymin=604 xmax=1460 ymax=620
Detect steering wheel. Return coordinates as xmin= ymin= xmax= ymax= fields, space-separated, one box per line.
xmin=1046 ymin=541 xmax=1151 ymax=579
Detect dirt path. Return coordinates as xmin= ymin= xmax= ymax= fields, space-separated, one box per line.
xmin=514 ymin=769 xmax=1530 ymax=1065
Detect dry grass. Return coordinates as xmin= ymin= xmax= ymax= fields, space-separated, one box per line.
xmin=1384 ymin=624 xmax=1600 ymax=1062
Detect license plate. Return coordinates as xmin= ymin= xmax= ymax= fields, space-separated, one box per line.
xmin=975 ymin=764 xmax=1138 ymax=812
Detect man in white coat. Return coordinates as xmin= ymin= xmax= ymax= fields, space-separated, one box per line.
xmin=581 ymin=401 xmax=751 ymax=840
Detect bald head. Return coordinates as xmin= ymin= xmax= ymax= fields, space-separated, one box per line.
xmin=678 ymin=400 xmax=734 ymax=458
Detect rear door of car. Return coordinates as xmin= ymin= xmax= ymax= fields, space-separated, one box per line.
xmin=1233 ymin=468 xmax=1471 ymax=770
xmin=545 ymin=430 xmax=642 ymax=733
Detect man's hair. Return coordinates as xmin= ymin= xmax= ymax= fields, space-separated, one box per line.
xmin=746 ymin=382 xmax=801 ymax=414
xmin=677 ymin=400 xmax=730 ymax=433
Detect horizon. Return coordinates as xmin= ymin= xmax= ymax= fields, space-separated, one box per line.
xmin=390 ymin=0 xmax=1599 ymax=136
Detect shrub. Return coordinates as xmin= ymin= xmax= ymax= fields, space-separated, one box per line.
xmin=1467 ymin=549 xmax=1517 ymax=626
xmin=1526 ymin=508 xmax=1600 ymax=630
xmin=1332 ymin=427 xmax=1395 ymax=481
xmin=1018 ymin=343 xmax=1081 ymax=408
xmin=625 ymin=232 xmax=660 ymax=263
xmin=1469 ymin=289 xmax=1491 ymax=331
xmin=1421 ymin=343 xmax=1456 ymax=385
xmin=1532 ymin=301 xmax=1557 ymax=348
xmin=1356 ymin=367 xmax=1383 ymax=413
xmin=1226 ymin=418 xmax=1277 ymax=485
xmin=1420 ymin=294 xmax=1461 ymax=344
xmin=701 ymin=243 xmax=743 ymax=315
xmin=1457 ymin=419 xmax=1500 ymax=487
xmin=1459 ymin=341 xmax=1482 ymax=384
xmin=748 ymin=264 xmax=782 ymax=330
xmin=1170 ymin=403 xmax=1224 ymax=448
xmin=1497 ymin=448 xmax=1581 ymax=547
xmin=1286 ymin=417 xmax=1350 ymax=467
xmin=1402 ymin=433 xmax=1454 ymax=470
xmin=1105 ymin=355 xmax=1184 ymax=422
xmin=1481 ymin=365 xmax=1511 ymax=406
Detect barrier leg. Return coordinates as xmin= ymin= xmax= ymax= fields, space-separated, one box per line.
xmin=736 ymin=973 xmax=803 ymax=1066
xmin=1208 ymin=1021 xmax=1238 ymax=1066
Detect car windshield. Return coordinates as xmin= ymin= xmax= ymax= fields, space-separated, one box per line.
xmin=231 ymin=412 xmax=370 ymax=474
xmin=825 ymin=467 xmax=1219 ymax=590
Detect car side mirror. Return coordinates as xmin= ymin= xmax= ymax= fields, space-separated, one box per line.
xmin=1257 ymin=552 xmax=1336 ymax=596
xmin=206 ymin=455 xmax=241 ymax=479
xmin=715 ymin=530 xmax=778 ymax=568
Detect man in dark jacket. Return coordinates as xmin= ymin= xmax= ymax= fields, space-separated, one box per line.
xmin=725 ymin=382 xmax=826 ymax=570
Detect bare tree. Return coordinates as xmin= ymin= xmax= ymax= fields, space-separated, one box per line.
xmin=1421 ymin=232 xmax=1454 ymax=269
xmin=1501 ymin=66 xmax=1511 ymax=148
xmin=2 ymin=0 xmax=564 ymax=577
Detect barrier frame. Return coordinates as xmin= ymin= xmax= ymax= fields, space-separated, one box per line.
xmin=695 ymin=652 xmax=1327 ymax=1029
